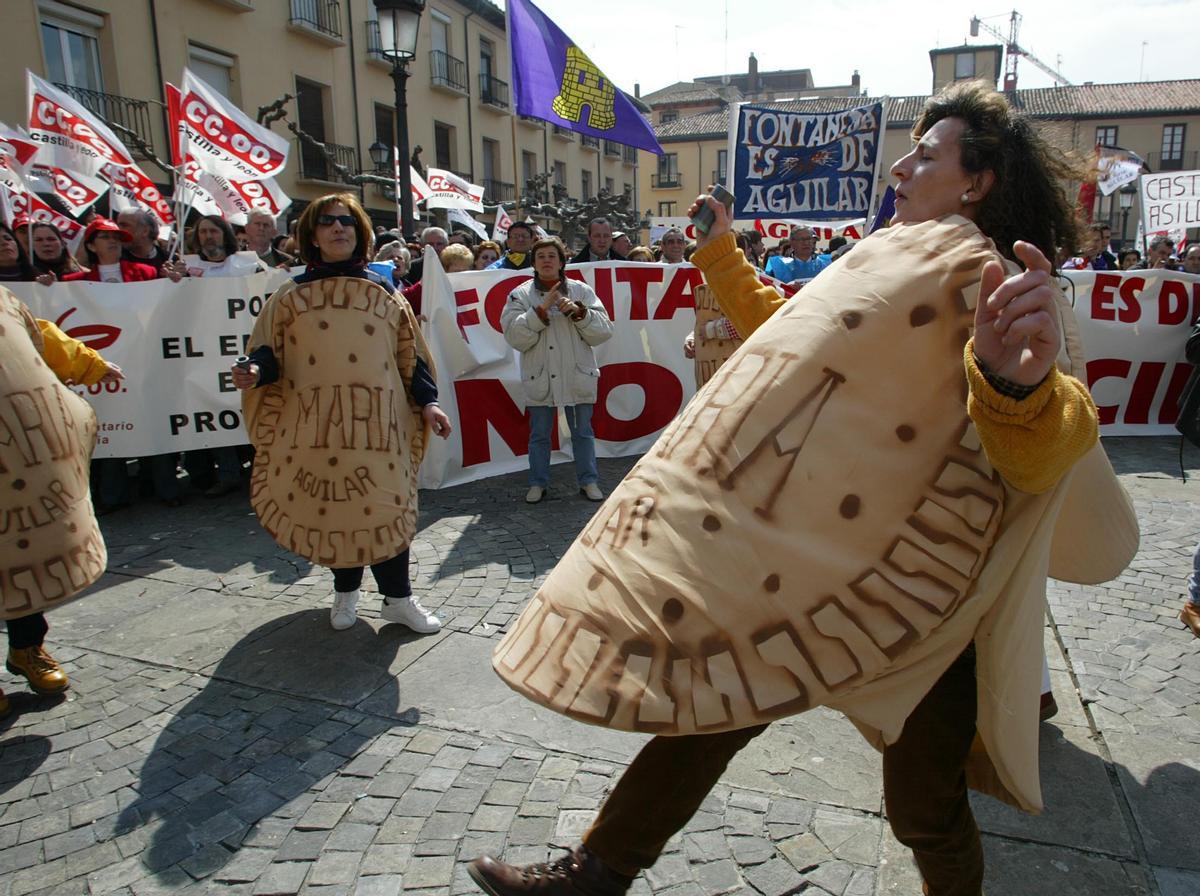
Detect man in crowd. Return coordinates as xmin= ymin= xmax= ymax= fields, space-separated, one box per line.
xmin=187 ymin=214 xmax=265 ymax=278
xmin=659 ymin=228 xmax=686 ymax=265
xmin=407 ymin=226 xmax=449 ymax=283
xmin=765 ymin=225 xmax=830 ymax=286
xmin=1137 ymin=235 xmax=1178 ymax=270
xmin=1093 ymin=222 xmax=1117 ymax=269
xmin=1184 ymin=245 xmax=1200 ymax=275
xmin=743 ymin=229 xmax=765 ymax=269
xmin=245 ymin=210 xmax=290 ymax=267
xmin=449 ymin=231 xmax=473 ymax=247
xmin=488 ymin=221 xmax=535 ymax=270
xmin=117 ymin=208 xmax=184 ymax=281
xmin=611 ymin=231 xmax=632 ymax=258
xmin=570 ymin=217 xmax=622 ymax=264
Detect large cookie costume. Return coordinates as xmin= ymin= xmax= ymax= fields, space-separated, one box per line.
xmin=692 ymin=283 xmax=742 ymax=388
xmin=493 ymin=218 xmax=1137 ymax=811
xmin=242 ymin=277 xmax=431 ymax=568
xmin=0 ymin=288 xmax=106 ymax=618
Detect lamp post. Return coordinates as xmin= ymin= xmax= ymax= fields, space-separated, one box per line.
xmin=1119 ymin=182 xmax=1137 ymax=249
xmin=374 ymin=0 xmax=425 ymax=239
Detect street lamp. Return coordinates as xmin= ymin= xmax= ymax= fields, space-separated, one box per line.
xmin=368 ymin=140 xmax=389 ymax=171
xmin=1119 ymin=182 xmax=1137 ymax=248
xmin=374 ymin=0 xmax=425 ymax=239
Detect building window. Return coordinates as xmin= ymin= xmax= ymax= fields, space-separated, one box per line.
xmin=482 ymin=137 xmax=499 ymax=186
xmin=480 ymin=36 xmax=494 ymax=84
xmin=1162 ymin=124 xmax=1186 ymax=170
xmin=1095 ymin=126 xmax=1118 ymax=148
xmin=296 ymin=77 xmax=331 ymax=180
xmin=604 ymin=177 xmax=614 ymax=195
xmin=430 ymin=11 xmax=450 ymax=55
xmin=40 ymin=4 xmax=104 ymax=92
xmin=374 ymin=104 xmax=395 ymax=167
xmin=660 ymin=110 xmax=678 ymax=124
xmin=434 ymin=121 xmax=455 ymax=170
xmin=188 ymin=45 xmax=236 ymax=99
xmin=658 ymin=201 xmax=676 ymax=217
xmin=716 ymin=149 xmax=728 ymax=184
xmin=655 ymin=153 xmax=679 ymax=188
xmin=522 ymin=151 xmax=538 ymax=190
xmin=581 ymin=170 xmax=592 ymax=200
xmin=553 ymin=160 xmax=566 ymax=187
xmin=954 ymin=52 xmax=975 ymax=79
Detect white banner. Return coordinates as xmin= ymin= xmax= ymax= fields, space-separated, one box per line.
xmin=7 ymin=267 xmax=1199 ymax=476
xmin=178 ymin=69 xmax=289 ymax=182
xmin=423 ymin=168 xmax=484 ymax=212
xmin=649 ymin=216 xmax=864 ymax=245
xmin=26 ymin=72 xmax=134 ymax=176
xmin=1141 ymin=170 xmax=1200 ymax=233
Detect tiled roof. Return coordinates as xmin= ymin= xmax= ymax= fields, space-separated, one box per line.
xmin=653 ymin=80 xmax=1200 ymax=141
xmin=641 ymin=81 xmax=732 ymax=107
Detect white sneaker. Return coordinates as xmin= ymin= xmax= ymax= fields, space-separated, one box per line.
xmin=382 ymin=596 xmax=441 ymax=633
xmin=525 ymin=485 xmax=545 ymax=504
xmin=330 ymin=589 xmax=360 ymax=630
xmin=580 ymin=483 xmax=604 ymax=501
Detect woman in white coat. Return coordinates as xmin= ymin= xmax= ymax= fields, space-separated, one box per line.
xmin=501 ymin=237 xmax=614 ymax=504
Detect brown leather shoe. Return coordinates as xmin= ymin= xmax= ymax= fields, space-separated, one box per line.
xmin=0 ymin=687 xmax=9 ymax=719
xmin=1182 ymin=602 xmax=1200 ymax=639
xmin=1039 ymin=691 xmax=1059 ymax=721
xmin=6 ymin=646 xmax=69 ymax=695
xmin=467 ymin=846 xmax=633 ymax=896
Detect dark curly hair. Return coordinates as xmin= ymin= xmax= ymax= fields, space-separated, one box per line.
xmin=913 ymin=80 xmax=1085 ymax=268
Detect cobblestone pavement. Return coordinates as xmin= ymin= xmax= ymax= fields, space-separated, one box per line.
xmin=1 ymin=439 xmax=1198 ymax=896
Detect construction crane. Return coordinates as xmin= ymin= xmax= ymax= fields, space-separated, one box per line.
xmin=970 ymin=10 xmax=1071 ymax=92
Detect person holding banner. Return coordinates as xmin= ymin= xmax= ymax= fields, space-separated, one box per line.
xmin=233 ymin=193 xmax=452 ymax=635
xmin=501 ymin=236 xmax=613 ymax=505
xmin=469 ymin=80 xmax=1136 ymax=896
xmin=30 ymin=222 xmax=85 ymax=283
xmin=763 ymin=225 xmax=830 ymax=287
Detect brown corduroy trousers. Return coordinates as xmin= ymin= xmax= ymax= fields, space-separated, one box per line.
xmin=583 ymin=646 xmax=984 ymax=896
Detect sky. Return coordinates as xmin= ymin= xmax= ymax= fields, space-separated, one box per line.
xmin=502 ymin=0 xmax=1199 ymax=99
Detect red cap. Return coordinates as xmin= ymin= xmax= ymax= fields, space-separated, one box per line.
xmin=10 ymin=213 xmax=29 ymax=230
xmin=83 ymin=217 xmax=133 ymax=244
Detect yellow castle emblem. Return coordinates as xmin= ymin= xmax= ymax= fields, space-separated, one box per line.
xmin=552 ymin=46 xmax=616 ymax=130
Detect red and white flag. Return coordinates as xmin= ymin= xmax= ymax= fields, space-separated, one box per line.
xmin=410 ymin=166 xmax=431 ymax=204
xmin=423 ymin=168 xmax=484 ymax=212
xmin=104 ymin=162 xmax=176 ymax=225
xmin=26 ymin=72 xmax=134 ymax=176
xmin=30 ymin=164 xmax=107 ymax=216
xmin=492 ymin=204 xmax=513 ymax=242
xmin=197 ymin=171 xmax=290 ymax=223
xmin=177 ymin=70 xmax=289 ymax=182
xmin=0 ymin=122 xmax=41 ymax=171
xmin=6 ymin=185 xmax=86 ymax=249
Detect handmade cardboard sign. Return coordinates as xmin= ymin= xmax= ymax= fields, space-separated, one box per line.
xmin=0 ymin=289 xmax=106 ymax=618
xmin=242 ymin=277 xmax=430 ymax=568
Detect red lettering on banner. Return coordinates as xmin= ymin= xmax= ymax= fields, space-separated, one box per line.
xmin=32 ymin=94 xmax=131 ymax=166
xmin=455 ymin=379 xmax=557 ymax=467
xmin=1127 ymin=362 xmax=1165 ymax=424
xmin=455 ymin=288 xmax=481 ymax=330
xmin=592 ymin=362 xmax=683 ymax=441
xmin=1087 ymin=358 xmax=1131 ymax=425
xmin=654 ymin=268 xmax=703 ymax=319
xmin=1160 ymin=362 xmax=1193 ymax=424
xmin=615 ymin=266 xmax=664 ymax=320
xmin=484 ymin=275 xmax=532 ymax=332
xmin=1159 ymin=280 xmax=1191 ymax=326
xmin=593 ymin=268 xmax=615 ymax=320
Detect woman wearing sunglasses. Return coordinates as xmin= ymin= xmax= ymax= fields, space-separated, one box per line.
xmin=233 ymin=193 xmax=452 ymax=634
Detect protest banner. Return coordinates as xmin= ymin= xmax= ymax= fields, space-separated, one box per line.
xmin=492 ymin=204 xmax=513 ymax=242
xmin=9 ymin=267 xmax=1198 ymax=481
xmin=25 ymin=73 xmax=134 ymax=176
xmin=728 ymin=101 xmax=885 ymax=225
xmin=103 ymin=162 xmax=176 ymax=225
xmin=1141 ymin=170 xmax=1200 ymax=233
xmin=649 ymin=216 xmax=863 ymax=246
xmin=423 ymin=168 xmax=485 ymax=212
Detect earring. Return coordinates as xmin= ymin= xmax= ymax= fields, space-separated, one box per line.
xmin=960 ymin=192 xmax=971 ymax=204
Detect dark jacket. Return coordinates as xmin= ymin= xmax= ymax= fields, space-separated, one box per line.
xmin=569 ymin=246 xmax=622 ymax=265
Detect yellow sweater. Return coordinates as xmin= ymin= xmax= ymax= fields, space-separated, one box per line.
xmin=36 ymin=319 xmax=110 ymax=386
xmin=692 ymin=232 xmax=1098 ymax=493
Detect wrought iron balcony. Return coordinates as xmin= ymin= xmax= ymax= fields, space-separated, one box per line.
xmin=604 ymin=140 xmax=621 ymax=158
xmin=710 ymin=169 xmax=728 ymax=185
xmin=53 ymin=83 xmax=157 ymax=158
xmin=1147 ymin=150 xmax=1197 ymax=172
xmin=519 ymin=115 xmax=545 ymax=128
xmin=552 ymin=125 xmax=575 ymax=141
xmin=623 ymin=146 xmax=638 ymax=165
xmin=479 ymin=74 xmax=510 ymax=109
xmin=430 ymin=50 xmax=468 ymax=93
xmin=581 ymin=135 xmax=600 ymax=150
xmin=289 ymin=0 xmax=343 ymax=42
xmin=484 ymin=179 xmax=514 ymax=202
xmin=365 ymin=20 xmax=386 ymax=62
xmin=651 ymin=173 xmax=681 ymax=188
xmin=297 ymin=138 xmax=357 ymax=183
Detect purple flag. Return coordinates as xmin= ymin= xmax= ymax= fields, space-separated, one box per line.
xmin=507 ymin=0 xmax=662 ymax=155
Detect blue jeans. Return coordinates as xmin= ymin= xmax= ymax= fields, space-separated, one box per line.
xmin=527 ymin=404 xmax=598 ymax=488
xmin=1188 ymin=542 xmax=1200 ymax=607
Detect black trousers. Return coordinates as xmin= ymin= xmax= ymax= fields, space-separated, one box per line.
xmin=331 ymin=549 xmax=411 ymax=598
xmin=5 ymin=613 xmax=48 ymax=650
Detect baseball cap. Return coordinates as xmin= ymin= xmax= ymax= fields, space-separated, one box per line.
xmin=83 ymin=217 xmax=133 ymax=243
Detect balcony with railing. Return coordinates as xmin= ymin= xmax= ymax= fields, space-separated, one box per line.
xmin=581 ymin=135 xmax=599 ymax=151
xmin=651 ymin=172 xmax=681 ymax=189
xmin=710 ymin=169 xmax=728 ymax=186
xmin=1148 ymin=150 xmax=1198 ymax=172
xmin=288 ymin=0 xmax=343 ymax=43
xmin=479 ymin=73 xmax=510 ymax=110
xmin=623 ymin=146 xmax=638 ymax=165
xmin=365 ymin=20 xmax=388 ymax=64
xmin=430 ymin=50 xmax=468 ymax=94
xmin=483 ymin=179 xmax=515 ymax=202
xmin=604 ymin=140 xmax=621 ymax=158
xmin=519 ymin=115 xmax=544 ymax=128
xmin=297 ymin=138 xmax=357 ymax=183
xmin=552 ymin=125 xmax=575 ymax=141
xmin=53 ymin=83 xmax=157 ymax=158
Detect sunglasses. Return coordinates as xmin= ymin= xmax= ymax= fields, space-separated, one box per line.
xmin=317 ymin=214 xmax=355 ymax=227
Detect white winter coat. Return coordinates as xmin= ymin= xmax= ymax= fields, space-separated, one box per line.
xmin=501 ymin=278 xmax=613 ymax=407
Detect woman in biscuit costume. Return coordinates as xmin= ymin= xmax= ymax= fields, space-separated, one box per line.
xmin=234 ymin=194 xmax=452 ymax=633
xmin=468 ymin=82 xmax=1137 ymax=896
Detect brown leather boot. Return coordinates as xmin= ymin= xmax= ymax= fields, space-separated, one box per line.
xmin=1182 ymin=601 xmax=1200 ymax=639
xmin=467 ymin=846 xmax=633 ymax=896
xmin=6 ymin=646 xmax=69 ymax=695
